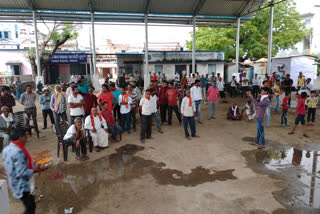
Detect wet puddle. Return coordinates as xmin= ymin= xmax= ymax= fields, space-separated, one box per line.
xmin=34 ymin=144 xmax=236 ymax=213
xmin=241 ymin=137 xmax=320 ymax=212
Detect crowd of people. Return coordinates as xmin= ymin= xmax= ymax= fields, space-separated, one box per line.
xmin=0 ymin=70 xmax=319 ymax=214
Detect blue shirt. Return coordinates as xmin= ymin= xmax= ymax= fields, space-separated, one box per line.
xmin=39 ymin=94 xmax=52 ymax=110
xmin=200 ymin=78 xmax=207 ymax=88
xmin=111 ymin=89 xmax=121 ymax=104
xmin=78 ymin=84 xmax=89 ymax=94
xmin=2 ymin=143 xmax=34 ymax=199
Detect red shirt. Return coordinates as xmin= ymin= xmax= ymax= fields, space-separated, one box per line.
xmin=153 ymin=85 xmax=159 ymax=95
xmin=282 ymin=97 xmax=289 ymax=110
xmin=297 ymin=98 xmax=306 ymax=115
xmin=101 ymin=109 xmax=114 ymax=126
xmin=207 ymin=86 xmax=219 ymax=102
xmin=79 ymin=92 xmax=98 ymax=114
xmin=97 ymin=92 xmax=115 ymax=111
xmin=166 ymin=88 xmax=182 ymax=106
xmin=158 ymin=87 xmax=168 ymax=105
xmin=152 ymin=75 xmax=158 ymax=81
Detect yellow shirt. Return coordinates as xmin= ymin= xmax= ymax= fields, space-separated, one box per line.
xmin=297 ymin=77 xmax=306 ymax=87
xmin=273 ymin=85 xmax=280 ymax=96
xmin=305 ymin=97 xmax=318 ymax=108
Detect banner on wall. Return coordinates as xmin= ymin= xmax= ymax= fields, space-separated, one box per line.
xmin=49 ymin=53 xmax=87 ymax=64
xmin=148 ymin=51 xmax=225 ymax=63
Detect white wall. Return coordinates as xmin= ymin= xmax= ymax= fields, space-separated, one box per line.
xmin=290 ymin=56 xmax=317 ymax=86
xmin=163 ymin=64 xmax=175 ymax=81
xmin=216 ymin=64 xmax=224 ymax=79
xmin=197 ymin=64 xmax=208 ymax=76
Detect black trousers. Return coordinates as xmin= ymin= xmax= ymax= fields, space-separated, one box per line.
xmin=42 ymin=109 xmax=55 ymax=128
xmin=252 ymin=86 xmax=259 ymax=98
xmin=160 ymin=104 xmax=168 ymax=123
xmin=140 ymin=114 xmax=152 ymax=140
xmin=307 ymin=108 xmax=316 ymax=122
xmin=20 ymin=192 xmax=36 ymax=214
xmin=130 ymin=107 xmax=137 ymax=130
xmin=167 ymin=106 xmax=181 ymax=125
xmin=113 ymin=104 xmax=121 ymax=122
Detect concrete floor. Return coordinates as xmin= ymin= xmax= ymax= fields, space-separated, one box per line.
xmin=0 ymin=94 xmax=319 ymax=214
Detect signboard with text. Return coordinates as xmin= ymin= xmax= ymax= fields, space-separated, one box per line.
xmin=49 ymin=53 xmax=87 ymax=64
xmin=148 ymin=51 xmax=224 ymax=62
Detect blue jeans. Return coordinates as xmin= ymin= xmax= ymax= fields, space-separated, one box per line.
xmin=266 ymin=104 xmax=271 ymax=125
xmin=274 ymin=96 xmax=280 ymax=113
xmin=281 ymin=109 xmax=288 ymax=125
xmin=152 ymin=112 xmax=162 ymax=132
xmin=195 ymin=100 xmax=202 ymax=122
xmin=108 ymin=124 xmax=122 ymax=138
xmin=255 ymin=118 xmax=265 ymax=146
xmin=16 ymin=89 xmax=22 ymax=101
xmin=120 ymin=113 xmax=131 ymax=132
xmin=183 ymin=116 xmax=196 ymax=137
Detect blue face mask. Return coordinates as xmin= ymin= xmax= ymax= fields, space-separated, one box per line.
xmin=213 ymin=84 xmax=216 ymax=87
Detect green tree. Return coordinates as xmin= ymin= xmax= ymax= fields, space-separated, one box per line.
xmin=186 ymin=0 xmax=307 ymax=61
xmin=25 ymin=21 xmax=79 ymax=77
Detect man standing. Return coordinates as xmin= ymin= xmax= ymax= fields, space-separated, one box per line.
xmin=246 ymin=88 xmax=270 ymax=149
xmin=262 ymin=80 xmax=273 ymax=126
xmin=70 ymin=72 xmax=78 ymax=84
xmin=97 ymin=84 xmax=116 ymax=112
xmin=20 ymin=85 xmax=37 ymax=129
xmin=80 ymin=86 xmax=98 ymax=118
xmin=181 ymin=88 xmax=198 ymax=140
xmin=150 ymin=88 xmax=163 ymax=134
xmin=13 ymin=76 xmax=22 ymax=101
xmin=109 ymin=83 xmax=121 ymax=121
xmin=77 ymin=80 xmax=89 ymax=94
xmin=200 ymin=75 xmax=208 ymax=104
xmin=252 ymin=73 xmax=259 ymax=98
xmin=297 ymin=72 xmax=306 ymax=92
xmin=166 ymin=82 xmax=182 ymax=125
xmin=50 ymin=85 xmax=68 ymax=133
xmin=119 ymin=87 xmax=132 ymax=134
xmin=139 ymin=89 xmax=153 ymax=143
xmin=273 ymin=80 xmax=281 ymax=113
xmin=217 ymin=73 xmax=226 ymax=103
xmin=206 ymin=80 xmax=220 ymax=119
xmin=158 ymin=81 xmax=168 ymax=124
xmin=84 ymin=107 xmax=109 ymax=152
xmin=241 ymin=73 xmax=249 ymax=92
xmin=0 ymin=86 xmax=16 ymax=113
xmin=127 ymin=84 xmax=139 ymax=132
xmin=283 ymin=74 xmax=293 ymax=106
xmin=190 ymin=80 xmax=202 ymax=124
xmin=0 ymin=106 xmax=16 ymax=147
xmin=2 ymin=129 xmax=47 ymax=214
xmin=39 ymin=88 xmax=55 ymax=129
xmin=68 ymin=86 xmax=84 ymax=124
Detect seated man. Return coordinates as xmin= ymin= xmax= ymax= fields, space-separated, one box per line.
xmin=0 ymin=106 xmax=16 ymax=147
xmin=84 ymin=107 xmax=109 ymax=152
xmin=101 ymin=102 xmax=122 ymax=142
xmin=63 ymin=117 xmax=88 ymax=161
xmin=244 ymin=101 xmax=256 ymax=122
xmin=227 ymin=102 xmax=242 ymax=120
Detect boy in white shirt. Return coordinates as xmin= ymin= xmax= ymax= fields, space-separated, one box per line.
xmin=68 ymin=86 xmax=84 ymax=124
xmin=139 ymin=89 xmax=153 ymax=143
xmin=181 ymin=88 xmax=199 ymax=140
xmin=119 ymin=87 xmax=132 ymax=134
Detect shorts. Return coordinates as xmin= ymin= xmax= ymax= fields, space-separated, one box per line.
xmin=295 ymin=114 xmax=305 ymax=125
xmin=219 ymin=91 xmax=225 ymax=98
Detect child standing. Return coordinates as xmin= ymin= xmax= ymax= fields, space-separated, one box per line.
xmin=305 ymin=90 xmax=318 ymax=126
xmin=281 ymin=91 xmax=290 ymax=126
xmin=288 ymin=92 xmax=308 ymax=138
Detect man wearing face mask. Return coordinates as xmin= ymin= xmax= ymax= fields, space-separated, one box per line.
xmin=206 ymin=80 xmax=220 ymax=119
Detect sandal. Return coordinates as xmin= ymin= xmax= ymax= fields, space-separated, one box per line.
xmin=83 ymin=155 xmax=90 ymax=160
xmin=303 ymin=134 xmax=309 ymax=138
xmin=288 ymin=132 xmax=294 ymax=135
xmin=258 ymin=146 xmax=266 ymax=149
xmin=95 ymin=147 xmax=101 ymax=152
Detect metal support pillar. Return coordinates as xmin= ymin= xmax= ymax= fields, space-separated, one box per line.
xmin=235 ymin=17 xmax=240 ymax=73
xmin=192 ymin=16 xmax=196 ymax=74
xmin=144 ymin=14 xmax=149 ymax=89
xmin=90 ymin=11 xmax=96 ymax=75
xmin=267 ymin=4 xmax=274 ymax=75
xmin=32 ymin=10 xmax=41 ymax=80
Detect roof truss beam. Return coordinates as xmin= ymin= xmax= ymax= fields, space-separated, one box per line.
xmin=26 ymin=0 xmax=35 ymax=10
xmin=145 ymin=0 xmax=152 ymax=13
xmin=193 ymin=0 xmax=207 ymax=16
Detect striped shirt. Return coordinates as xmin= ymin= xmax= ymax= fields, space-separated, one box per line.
xmin=20 ymin=92 xmax=36 ymax=109
xmin=0 ymin=95 xmax=16 ymax=112
xmin=127 ymin=90 xmax=138 ymax=109
xmin=249 ymin=96 xmax=270 ymax=121
xmin=50 ymin=93 xmax=67 ymax=114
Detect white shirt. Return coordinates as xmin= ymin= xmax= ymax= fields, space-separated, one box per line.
xmin=68 ymin=94 xmax=83 ymax=116
xmin=70 ymin=75 xmax=78 ymax=83
xmin=231 ymin=80 xmax=236 ymax=87
xmin=252 ymin=77 xmax=259 ymax=86
xmin=190 ymin=86 xmax=202 ymax=101
xmin=242 ymin=77 xmax=249 ymax=86
xmin=84 ymin=114 xmax=107 ymax=130
xmin=181 ymin=97 xmax=196 ymax=117
xmin=119 ymin=94 xmax=132 ymax=114
xmin=139 ymin=97 xmax=153 ymax=115
xmin=217 ymin=80 xmax=224 ymax=91
xmin=63 ymin=124 xmax=83 ymax=140
xmin=151 ymin=95 xmax=158 ymax=113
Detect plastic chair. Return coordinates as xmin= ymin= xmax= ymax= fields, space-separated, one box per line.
xmin=53 ymin=121 xmax=75 ymax=162
xmin=14 ymin=111 xmax=40 ymax=138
